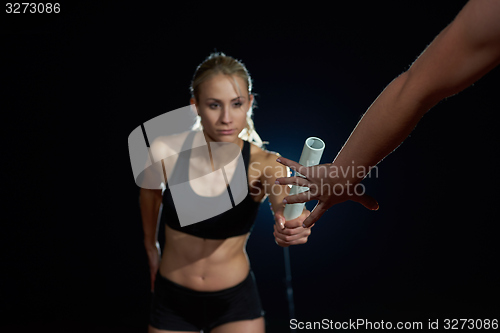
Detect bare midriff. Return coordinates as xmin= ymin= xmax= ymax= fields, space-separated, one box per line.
xmin=159 ymin=225 xmax=251 ymax=291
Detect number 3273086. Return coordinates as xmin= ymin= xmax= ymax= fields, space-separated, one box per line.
xmin=6 ymin=3 xmax=60 ymax=14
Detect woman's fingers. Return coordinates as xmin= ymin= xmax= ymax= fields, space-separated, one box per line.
xmin=275 ymin=237 xmax=308 ymax=247
xmin=273 ymin=224 xmax=300 ymax=238
xmin=273 ymin=228 xmax=309 ymax=246
xmin=274 ymin=211 xmax=285 ymax=230
xmin=274 ymin=208 xmax=312 ymax=246
xmin=274 ymin=236 xmax=290 ymax=247
xmin=283 ymin=210 xmax=311 ymax=229
xmin=273 ymin=224 xmax=310 ymax=241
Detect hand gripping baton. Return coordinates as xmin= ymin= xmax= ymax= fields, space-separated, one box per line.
xmin=283 ymin=137 xmax=325 ymax=221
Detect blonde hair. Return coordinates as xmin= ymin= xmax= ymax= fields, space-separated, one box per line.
xmin=190 ymin=52 xmax=267 ymax=148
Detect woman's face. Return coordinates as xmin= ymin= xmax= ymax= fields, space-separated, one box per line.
xmin=192 ymin=73 xmax=253 ymax=144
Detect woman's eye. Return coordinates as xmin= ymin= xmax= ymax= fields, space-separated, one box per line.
xmin=233 ymin=102 xmax=242 ymax=108
xmin=209 ymin=103 xmax=220 ymax=109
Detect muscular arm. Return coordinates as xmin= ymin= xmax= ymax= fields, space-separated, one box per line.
xmin=334 ymin=0 xmax=500 ymax=179
xmin=138 ymin=137 xmax=170 ymax=289
xmin=278 ymin=0 xmax=500 ymax=227
xmin=140 ymin=188 xmax=162 ymax=248
xmin=139 ymin=187 xmax=162 ymax=291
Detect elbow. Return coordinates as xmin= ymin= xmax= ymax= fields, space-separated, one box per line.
xmin=399 ymin=68 xmax=445 ymax=112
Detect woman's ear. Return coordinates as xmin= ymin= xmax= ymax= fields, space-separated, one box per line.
xmin=249 ymin=94 xmax=254 ymax=108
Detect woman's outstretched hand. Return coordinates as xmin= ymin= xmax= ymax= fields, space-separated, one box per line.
xmin=145 ymin=241 xmax=161 ymax=292
xmin=273 ymin=209 xmax=312 ymax=247
xmin=275 ymin=157 xmax=379 ymax=228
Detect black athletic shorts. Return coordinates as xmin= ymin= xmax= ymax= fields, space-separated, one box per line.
xmin=149 ymin=269 xmax=265 ymax=332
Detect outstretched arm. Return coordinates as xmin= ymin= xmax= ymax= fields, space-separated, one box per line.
xmin=277 ymin=0 xmax=500 ymax=228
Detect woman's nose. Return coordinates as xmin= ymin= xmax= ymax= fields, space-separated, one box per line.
xmin=220 ymin=107 xmax=232 ymax=124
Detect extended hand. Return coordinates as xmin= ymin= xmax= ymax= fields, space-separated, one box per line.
xmin=275 ymin=157 xmax=379 ymax=228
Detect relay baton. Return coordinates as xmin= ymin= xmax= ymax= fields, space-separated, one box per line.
xmin=283 ymin=137 xmax=325 ymax=221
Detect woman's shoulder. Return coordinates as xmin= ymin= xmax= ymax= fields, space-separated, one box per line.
xmin=150 ymin=130 xmax=196 ymax=160
xmin=249 ymin=141 xmax=280 ymax=159
xmin=249 ymin=142 xmax=286 ymax=172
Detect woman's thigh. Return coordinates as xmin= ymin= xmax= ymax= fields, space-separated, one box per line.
xmin=210 ymin=317 xmax=265 ymax=333
xmin=148 ymin=324 xmax=199 ymax=333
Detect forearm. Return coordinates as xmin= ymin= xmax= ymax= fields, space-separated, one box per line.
xmin=139 ymin=188 xmax=162 ymax=248
xmin=332 ymin=70 xmax=433 ymax=182
xmin=333 ymin=0 xmax=500 ymax=183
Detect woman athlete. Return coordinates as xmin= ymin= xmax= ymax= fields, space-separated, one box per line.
xmin=140 ymin=53 xmax=312 ymax=333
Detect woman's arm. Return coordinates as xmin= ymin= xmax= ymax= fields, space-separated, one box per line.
xmin=259 ymin=152 xmax=312 ymax=247
xmin=139 ymin=188 xmax=162 ymax=291
xmin=140 ymin=188 xmax=162 ymax=248
xmin=277 ymin=0 xmax=500 ymax=228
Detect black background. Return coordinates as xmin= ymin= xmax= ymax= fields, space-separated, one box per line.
xmin=2 ymin=1 xmax=499 ymax=332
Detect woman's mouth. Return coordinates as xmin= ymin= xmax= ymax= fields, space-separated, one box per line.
xmin=217 ymin=129 xmax=235 ymax=135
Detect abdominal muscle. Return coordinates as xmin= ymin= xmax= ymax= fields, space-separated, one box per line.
xmin=159 ymin=225 xmax=251 ymax=291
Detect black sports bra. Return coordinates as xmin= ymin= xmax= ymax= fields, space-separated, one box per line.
xmin=160 ymin=131 xmax=260 ymax=239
